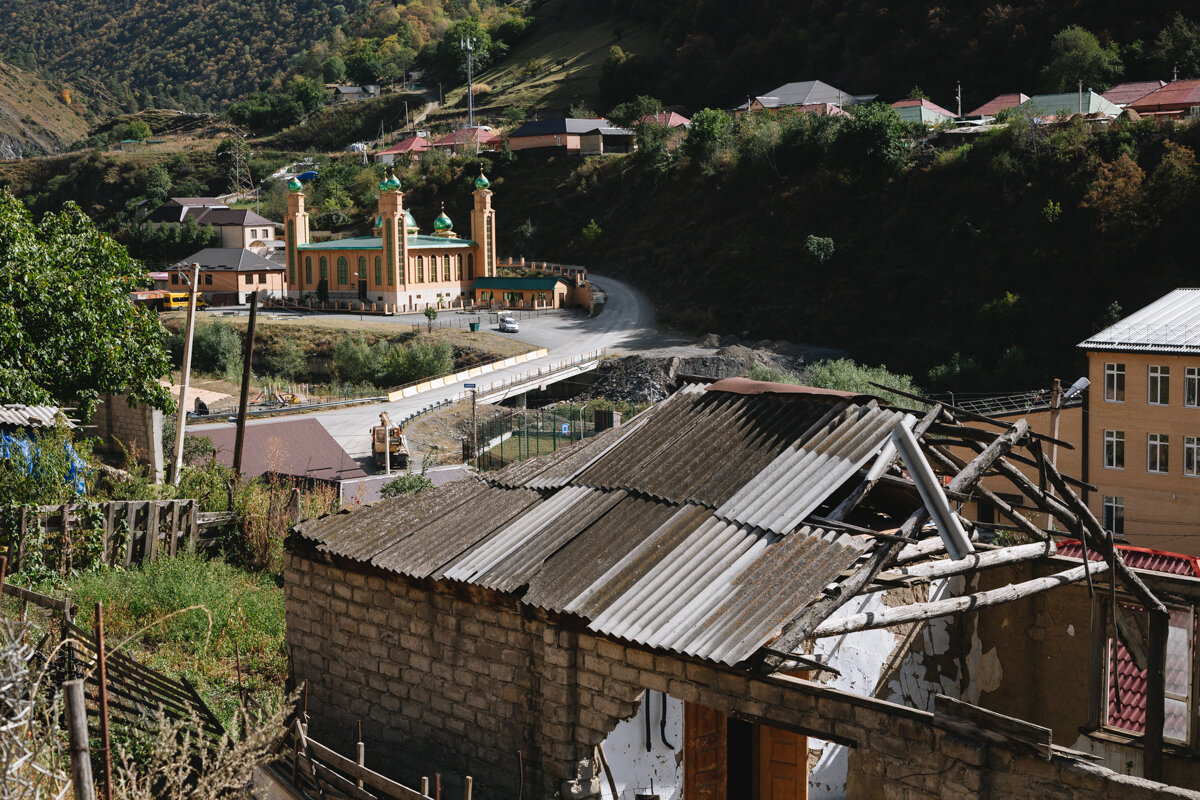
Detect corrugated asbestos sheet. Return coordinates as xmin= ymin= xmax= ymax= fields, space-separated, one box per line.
xmin=0 ymin=405 xmax=72 ymax=428
xmin=296 ymin=386 xmax=905 ymax=665
xmin=575 ymin=391 xmax=848 ymax=507
xmin=716 ymin=404 xmax=902 ymax=535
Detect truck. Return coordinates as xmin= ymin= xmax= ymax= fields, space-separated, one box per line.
xmin=372 ymin=412 xmax=408 ymax=471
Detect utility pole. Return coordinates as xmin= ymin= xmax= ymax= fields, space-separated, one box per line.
xmin=956 ymin=81 xmax=962 ymax=118
xmin=233 ymin=291 xmax=259 ymax=475
xmin=461 ymin=37 xmax=476 ymax=131
xmin=1048 ymin=377 xmax=1063 ymax=531
xmin=170 ymin=262 xmax=200 ymax=486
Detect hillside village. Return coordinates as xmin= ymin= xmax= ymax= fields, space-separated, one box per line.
xmin=6 ymin=3 xmax=1200 ymax=800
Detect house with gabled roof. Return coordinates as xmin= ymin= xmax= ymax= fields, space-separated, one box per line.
xmin=734 ymin=80 xmax=876 ymax=116
xmin=1103 ymin=80 xmax=1167 ymax=108
xmin=891 ymin=98 xmax=956 ymax=126
xmin=282 ymin=378 xmax=1192 ymax=800
xmin=169 ymin=247 xmax=286 ymax=305
xmin=1020 ymin=91 xmax=1121 ymax=119
xmin=965 ymin=93 xmax=1029 ymax=117
xmin=375 ymin=136 xmax=430 ymax=164
xmin=1128 ymin=80 xmax=1200 ymax=117
xmin=506 ymin=118 xmax=633 ymax=154
xmin=431 ymin=126 xmax=502 ymax=154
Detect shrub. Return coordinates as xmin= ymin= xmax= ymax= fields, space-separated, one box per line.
xmin=801 ymin=359 xmax=921 ymax=407
xmin=190 ymin=322 xmax=243 ymax=378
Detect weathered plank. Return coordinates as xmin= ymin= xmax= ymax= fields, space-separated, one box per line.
xmin=933 ymin=693 xmax=1052 ymax=760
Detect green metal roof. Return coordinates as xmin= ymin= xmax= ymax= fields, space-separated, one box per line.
xmin=472 ymin=276 xmax=569 ymax=290
xmin=297 ymin=235 xmax=477 ymax=251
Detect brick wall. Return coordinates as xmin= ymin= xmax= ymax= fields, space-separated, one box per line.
xmin=90 ymin=393 xmax=163 ymax=481
xmin=285 ymin=543 xmax=1200 ymax=800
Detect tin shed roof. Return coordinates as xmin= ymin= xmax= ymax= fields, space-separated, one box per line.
xmin=1077 ymin=288 xmax=1200 ymax=355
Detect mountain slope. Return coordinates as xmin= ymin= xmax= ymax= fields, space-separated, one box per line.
xmin=0 ymin=60 xmax=89 ymax=158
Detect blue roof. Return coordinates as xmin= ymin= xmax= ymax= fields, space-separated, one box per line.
xmin=297 ymin=235 xmax=477 ymax=251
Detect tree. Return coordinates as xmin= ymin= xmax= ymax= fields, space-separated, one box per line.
xmin=1153 ymin=13 xmax=1200 ymax=80
xmin=0 ymin=190 xmax=173 ymax=416
xmin=262 ymin=338 xmax=307 ymax=380
xmin=832 ymin=103 xmax=908 ymax=180
xmin=423 ymin=305 xmax=438 ymax=332
xmin=607 ymin=95 xmax=662 ymax=127
xmin=344 ymin=46 xmax=384 ymax=84
xmin=1042 ymin=25 xmax=1123 ymax=92
xmin=804 ymin=235 xmax=835 ymax=263
xmin=1079 ymin=153 xmax=1148 ymax=234
xmin=1149 ymin=140 xmax=1199 ymax=215
xmin=581 ymin=219 xmax=602 ymax=245
xmin=682 ymin=108 xmax=733 ymax=168
xmin=435 ymin=19 xmax=498 ymax=80
xmin=124 ymin=120 xmax=152 ymax=141
xmin=322 ymin=56 xmax=347 ymax=83
xmin=140 ymin=165 xmax=172 ymax=205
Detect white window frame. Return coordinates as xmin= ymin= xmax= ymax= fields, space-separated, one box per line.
xmin=1102 ymin=496 xmax=1124 ymax=535
xmin=1148 ymin=433 xmax=1170 ymax=473
xmin=1186 ymin=436 xmax=1200 ymax=478
xmin=1105 ymin=363 xmax=1125 ymax=402
xmin=1149 ymin=365 xmax=1170 ymax=406
xmin=1186 ymin=367 xmax=1200 ymax=408
xmin=1103 ymin=430 xmax=1125 ymax=469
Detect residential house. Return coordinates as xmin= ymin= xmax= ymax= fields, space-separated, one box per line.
xmin=330 ymin=84 xmax=381 ymax=103
xmin=506 ymin=118 xmax=629 ymax=153
xmin=169 ymin=247 xmax=286 ymax=305
xmin=964 ymin=93 xmax=1029 ymax=117
xmin=148 ymin=200 xmax=281 ymax=254
xmin=200 ymin=418 xmax=366 ymax=485
xmin=430 ymin=127 xmax=502 ymax=154
xmin=734 ymin=80 xmax=875 ymax=116
xmin=1103 ymin=80 xmax=1167 ymax=108
xmin=1077 ymin=288 xmax=1200 ymax=555
xmin=891 ymin=98 xmax=957 ymax=126
xmin=579 ymin=123 xmax=635 ymax=155
xmin=283 ymin=172 xmax=498 ymax=312
xmin=1019 ymin=91 xmax=1122 ymax=119
xmin=1128 ymin=80 xmax=1200 ymax=117
xmin=375 ymin=136 xmax=430 ymax=164
xmin=283 ymin=379 xmax=1185 ymax=800
xmin=637 ymin=111 xmax=691 ymax=128
xmin=471 ymin=275 xmax=573 ymax=309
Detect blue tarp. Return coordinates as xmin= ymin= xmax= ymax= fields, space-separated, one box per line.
xmin=0 ymin=430 xmax=88 ymax=495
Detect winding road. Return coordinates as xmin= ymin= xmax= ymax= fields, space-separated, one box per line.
xmin=199 ymin=273 xmax=676 ymax=461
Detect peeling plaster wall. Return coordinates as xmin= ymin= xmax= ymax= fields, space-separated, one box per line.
xmin=807 ymin=578 xmax=969 ymax=799
xmin=600 ymin=690 xmax=683 ymax=800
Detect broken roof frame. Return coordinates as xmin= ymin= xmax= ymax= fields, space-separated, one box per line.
xmin=292 ymin=377 xmax=1172 ymax=774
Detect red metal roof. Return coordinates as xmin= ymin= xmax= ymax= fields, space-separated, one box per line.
xmin=1128 ymin=79 xmax=1200 ymax=113
xmin=705 ymin=377 xmax=874 ymax=400
xmin=637 ymin=111 xmax=691 ymax=127
xmin=1102 ymin=80 xmax=1166 ymax=106
xmin=1056 ymin=540 xmax=1200 ymax=577
xmin=378 ymin=136 xmax=429 ymax=155
xmin=432 ymin=127 xmax=501 ymax=148
xmin=965 ymin=93 xmax=1029 ymax=117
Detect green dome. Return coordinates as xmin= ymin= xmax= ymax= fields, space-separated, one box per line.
xmin=404 ymin=210 xmax=418 ymax=231
xmin=474 ymin=171 xmax=490 ymax=190
xmin=288 ymin=177 xmax=303 ymax=192
xmin=378 ymin=180 xmax=388 ymax=192
xmin=385 ymin=175 xmax=401 ymax=191
xmin=433 ymin=210 xmax=453 ymax=231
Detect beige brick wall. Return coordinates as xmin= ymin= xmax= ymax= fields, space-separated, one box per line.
xmin=284 ymin=544 xmax=1200 ymax=800
xmin=90 ymin=393 xmax=163 ymax=481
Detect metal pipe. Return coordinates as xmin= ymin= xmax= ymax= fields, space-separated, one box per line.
xmin=659 ymin=691 xmax=673 ymax=750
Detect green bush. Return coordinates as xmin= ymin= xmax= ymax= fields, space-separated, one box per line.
xmin=261 ymin=338 xmax=307 ymax=379
xmin=190 ymin=322 xmax=243 ymax=378
xmin=801 ymin=358 xmax=921 ymax=407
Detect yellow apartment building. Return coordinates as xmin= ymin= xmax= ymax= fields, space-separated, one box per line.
xmin=1079 ymin=289 xmax=1200 ymax=554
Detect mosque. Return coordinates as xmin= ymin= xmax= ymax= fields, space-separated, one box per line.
xmin=282 ymin=170 xmax=498 ymax=312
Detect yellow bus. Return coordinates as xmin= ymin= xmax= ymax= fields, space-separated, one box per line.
xmin=162 ymin=292 xmax=208 ymax=310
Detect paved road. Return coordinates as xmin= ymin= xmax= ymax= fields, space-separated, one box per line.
xmin=197 ymin=273 xmax=667 ymax=461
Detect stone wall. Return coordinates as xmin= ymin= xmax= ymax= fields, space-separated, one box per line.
xmin=89 ymin=393 xmax=163 ymax=481
xmin=284 ymin=542 xmax=1200 ymax=800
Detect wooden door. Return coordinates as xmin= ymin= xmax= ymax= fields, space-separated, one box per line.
xmin=756 ymin=724 xmax=807 ymax=800
xmin=684 ymin=702 xmax=727 ymax=800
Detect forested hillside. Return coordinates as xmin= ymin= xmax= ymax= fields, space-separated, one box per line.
xmin=600 ymin=2 xmax=1200 ymax=110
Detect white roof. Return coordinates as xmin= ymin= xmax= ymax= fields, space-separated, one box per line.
xmin=1078 ymin=289 xmax=1200 ymax=354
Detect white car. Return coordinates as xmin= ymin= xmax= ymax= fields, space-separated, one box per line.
xmin=498 ymin=316 xmax=519 ymax=333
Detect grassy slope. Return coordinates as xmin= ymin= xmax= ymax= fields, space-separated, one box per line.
xmin=0 ymin=60 xmax=90 ymax=156
xmin=434 ymin=2 xmax=659 ymax=125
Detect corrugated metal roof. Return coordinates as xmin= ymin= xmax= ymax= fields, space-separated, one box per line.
xmin=1077 ymin=289 xmax=1200 ymax=354
xmin=716 ymin=404 xmax=901 ymax=535
xmin=0 ymin=405 xmax=73 ymax=429
xmin=293 ymin=385 xmax=924 ymax=665
xmin=576 ymin=392 xmax=847 ymax=507
xmin=1057 ymin=540 xmax=1200 ymax=577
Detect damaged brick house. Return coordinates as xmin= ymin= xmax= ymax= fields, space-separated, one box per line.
xmin=284 ymin=379 xmax=1199 ymax=799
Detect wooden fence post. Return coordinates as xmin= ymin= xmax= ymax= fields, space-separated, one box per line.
xmin=63 ymin=679 xmax=95 ymax=800
xmin=17 ymin=505 xmax=28 ymax=573
xmin=95 ymin=602 xmax=113 ymax=800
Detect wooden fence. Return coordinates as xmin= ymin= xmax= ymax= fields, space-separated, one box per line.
xmin=0 ymin=580 xmax=224 ymax=739
xmin=275 ymin=720 xmax=474 ymax=800
xmin=2 ymin=500 xmax=236 ymax=574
